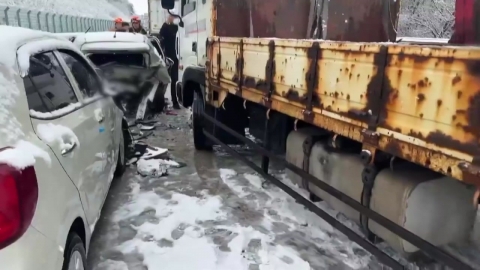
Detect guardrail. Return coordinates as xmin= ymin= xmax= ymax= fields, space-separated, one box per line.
xmin=0 ymin=5 xmax=114 ymax=32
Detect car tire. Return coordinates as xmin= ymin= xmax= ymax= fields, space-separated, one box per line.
xmin=147 ymin=83 xmax=165 ymax=114
xmin=192 ymin=92 xmax=212 ymax=151
xmin=62 ymin=233 xmax=87 ymax=270
xmin=114 ymin=126 xmax=127 ymax=177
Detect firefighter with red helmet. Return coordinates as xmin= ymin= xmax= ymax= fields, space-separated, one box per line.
xmin=129 ymin=16 xmax=147 ymax=34
xmin=111 ymin=17 xmax=128 ymax=32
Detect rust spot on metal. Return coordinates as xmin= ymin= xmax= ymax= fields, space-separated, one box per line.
xmin=459 ymin=163 xmax=480 ymax=186
xmin=452 ymin=74 xmax=462 ymax=86
xmin=303 ymin=109 xmax=314 ymax=123
xmin=305 ymin=41 xmax=320 ymax=111
xmin=417 ymin=78 xmax=427 ymax=88
xmin=233 ymin=39 xmax=244 ymax=95
xmin=409 ymin=130 xmax=424 ymax=139
xmin=417 ymin=93 xmax=425 ymax=102
xmin=464 ymin=92 xmax=480 ymax=136
xmin=260 ymin=40 xmax=276 ymax=96
xmin=437 ymin=99 xmax=442 ymax=107
xmin=282 ymin=88 xmax=305 ymax=103
xmin=359 ymin=45 xmax=390 ymax=129
xmin=385 ymin=140 xmax=402 ymax=157
xmin=466 ymin=61 xmax=480 ymax=76
xmin=427 ymin=131 xmax=480 ymax=156
xmin=362 ymin=129 xmax=379 ymax=146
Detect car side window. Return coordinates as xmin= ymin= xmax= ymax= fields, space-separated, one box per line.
xmin=57 ymin=51 xmax=101 ymax=98
xmin=25 ymin=52 xmax=78 ymax=113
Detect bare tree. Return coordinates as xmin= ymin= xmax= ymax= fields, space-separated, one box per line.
xmin=397 ymin=0 xmax=455 ymax=38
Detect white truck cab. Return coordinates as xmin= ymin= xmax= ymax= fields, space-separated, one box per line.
xmin=153 ymin=0 xmax=212 ymax=108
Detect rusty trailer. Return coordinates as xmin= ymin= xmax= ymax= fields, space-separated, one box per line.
xmin=198 ymin=37 xmax=480 ymax=268
xmin=158 ymin=0 xmax=480 ymax=267
xmin=206 ymin=37 xmax=480 ymax=187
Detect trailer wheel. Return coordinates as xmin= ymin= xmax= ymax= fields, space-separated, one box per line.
xmin=192 ymin=91 xmax=213 ymax=151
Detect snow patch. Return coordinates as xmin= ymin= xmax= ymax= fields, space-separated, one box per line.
xmin=17 ymin=38 xmax=83 ymax=76
xmin=114 ymin=187 xmax=313 ymax=270
xmin=36 ymin=123 xmax=80 ymax=149
xmin=81 ymin=42 xmax=149 ymax=52
xmin=217 ymin=225 xmax=311 ymax=270
xmin=0 ymin=66 xmax=25 ymax=148
xmin=219 ymin=168 xmax=237 ymax=179
xmin=95 ymin=259 xmax=129 ymax=270
xmin=220 ymin=171 xmax=372 ymax=269
xmin=0 ymin=140 xmax=51 ymax=170
xmin=30 ymin=103 xmax=82 ymax=118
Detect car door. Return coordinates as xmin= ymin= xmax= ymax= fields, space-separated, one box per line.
xmin=55 ymin=49 xmax=120 ymax=207
xmin=25 ymin=51 xmax=109 ymax=226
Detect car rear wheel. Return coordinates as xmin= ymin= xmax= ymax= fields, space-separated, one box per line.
xmin=62 ymin=233 xmax=87 ymax=270
xmin=114 ymin=125 xmax=127 ymax=176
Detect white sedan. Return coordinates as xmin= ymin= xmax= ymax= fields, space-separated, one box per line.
xmin=0 ymin=26 xmax=127 ymax=270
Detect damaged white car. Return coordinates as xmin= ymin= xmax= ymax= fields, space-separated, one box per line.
xmin=0 ymin=26 xmax=128 ymax=270
xmin=69 ymin=32 xmax=172 ymax=120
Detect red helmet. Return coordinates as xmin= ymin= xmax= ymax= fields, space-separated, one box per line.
xmin=131 ymin=15 xmax=140 ymax=23
xmin=114 ymin=17 xmax=123 ymax=23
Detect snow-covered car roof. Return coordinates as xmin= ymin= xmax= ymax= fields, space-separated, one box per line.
xmin=0 ymin=26 xmax=79 ymax=70
xmin=81 ymin=41 xmax=150 ymax=52
xmin=74 ymin=31 xmax=147 ymax=48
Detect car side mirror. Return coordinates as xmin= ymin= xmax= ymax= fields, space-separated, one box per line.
xmin=179 ymin=21 xmax=184 ymax=28
xmin=161 ymin=0 xmax=175 ymax=9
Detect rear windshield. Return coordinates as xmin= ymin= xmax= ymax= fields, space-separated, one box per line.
xmin=87 ymin=53 xmax=145 ymax=67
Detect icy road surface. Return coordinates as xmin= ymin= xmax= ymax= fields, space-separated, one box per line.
xmin=87 ymin=108 xmax=480 ymax=270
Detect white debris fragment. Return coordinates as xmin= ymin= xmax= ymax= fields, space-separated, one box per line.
xmin=126 ymin=157 xmax=138 ymax=165
xmin=137 ymin=159 xmax=168 ymax=177
xmin=140 ymin=147 xmax=168 ymax=159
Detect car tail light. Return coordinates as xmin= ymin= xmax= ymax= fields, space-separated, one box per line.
xmin=0 ymin=162 xmax=38 ymax=250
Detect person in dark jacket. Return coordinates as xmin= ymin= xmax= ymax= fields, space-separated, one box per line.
xmin=129 ymin=16 xmax=147 ymax=34
xmin=160 ymin=14 xmax=182 ymax=109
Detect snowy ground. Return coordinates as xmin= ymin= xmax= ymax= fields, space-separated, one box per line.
xmin=87 ymin=108 xmax=387 ymax=270
xmin=87 ymin=105 xmax=480 ymax=270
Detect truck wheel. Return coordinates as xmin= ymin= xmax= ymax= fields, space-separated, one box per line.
xmin=192 ymin=92 xmax=213 ymax=151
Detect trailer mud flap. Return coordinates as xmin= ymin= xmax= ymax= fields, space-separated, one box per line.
xmin=199 ymin=111 xmax=474 ymax=270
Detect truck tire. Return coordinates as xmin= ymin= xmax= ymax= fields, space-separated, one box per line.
xmin=192 ymin=92 xmax=213 ymax=151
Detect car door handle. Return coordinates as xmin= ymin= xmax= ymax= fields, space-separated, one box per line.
xmin=94 ymin=109 xmax=105 ymax=123
xmin=61 ymin=141 xmax=77 ymax=156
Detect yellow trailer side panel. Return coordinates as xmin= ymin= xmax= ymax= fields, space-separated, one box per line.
xmin=206 ymin=37 xmax=480 ymax=186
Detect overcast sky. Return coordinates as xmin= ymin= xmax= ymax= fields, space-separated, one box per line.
xmin=129 ymin=0 xmax=148 ymax=14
